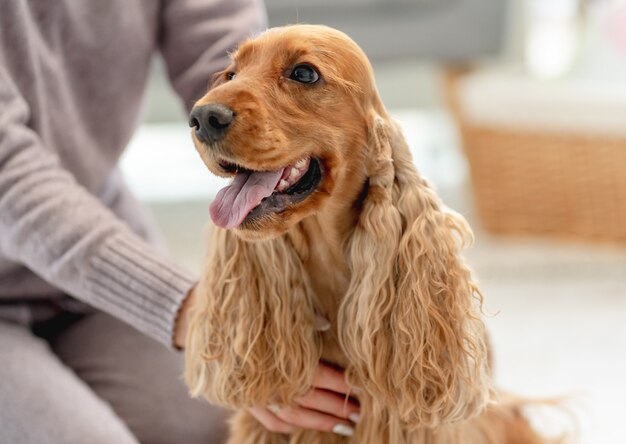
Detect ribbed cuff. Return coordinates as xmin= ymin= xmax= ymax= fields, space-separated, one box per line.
xmin=86 ymin=232 xmax=197 ymax=347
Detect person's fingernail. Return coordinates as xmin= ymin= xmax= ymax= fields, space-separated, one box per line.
xmin=349 ymin=413 xmax=360 ymax=423
xmin=268 ymin=404 xmax=281 ymax=414
xmin=332 ymin=424 xmax=354 ymax=437
xmin=314 ymin=314 xmax=331 ymax=331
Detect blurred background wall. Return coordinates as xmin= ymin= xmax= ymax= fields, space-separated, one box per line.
xmin=121 ymin=1 xmax=626 ymax=442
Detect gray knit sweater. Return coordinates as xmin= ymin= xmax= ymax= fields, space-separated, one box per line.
xmin=0 ymin=0 xmax=265 ymax=346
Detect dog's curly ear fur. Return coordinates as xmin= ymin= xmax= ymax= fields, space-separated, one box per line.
xmin=338 ymin=112 xmax=491 ymax=429
xmin=185 ymin=230 xmax=321 ymax=407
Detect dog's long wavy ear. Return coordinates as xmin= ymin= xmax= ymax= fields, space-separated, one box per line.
xmin=185 ymin=229 xmax=320 ymax=407
xmin=338 ymin=111 xmax=491 ymax=428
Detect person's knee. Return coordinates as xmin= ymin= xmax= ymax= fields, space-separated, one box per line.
xmin=128 ymin=401 xmax=231 ymax=444
xmin=52 ymin=312 xmax=232 ymax=444
xmin=0 ymin=419 xmax=139 ymax=444
xmin=0 ymin=320 xmax=139 ymax=444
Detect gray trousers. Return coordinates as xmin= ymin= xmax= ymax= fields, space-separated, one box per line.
xmin=0 ymin=302 xmax=230 ymax=444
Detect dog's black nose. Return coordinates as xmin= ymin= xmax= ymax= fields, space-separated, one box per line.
xmin=189 ymin=103 xmax=235 ymax=143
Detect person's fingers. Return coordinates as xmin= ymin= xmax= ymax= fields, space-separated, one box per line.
xmin=250 ymin=362 xmax=360 ymax=436
xmin=295 ymin=389 xmax=360 ymax=422
xmin=247 ymin=407 xmax=295 ymax=434
xmin=269 ymin=405 xmax=355 ymax=437
xmin=312 ymin=362 xmax=354 ymax=395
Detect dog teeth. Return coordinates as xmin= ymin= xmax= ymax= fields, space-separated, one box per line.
xmin=276 ymin=159 xmax=309 ymax=193
xmin=289 ymin=167 xmax=299 ymax=180
xmin=277 ymin=179 xmax=289 ymax=192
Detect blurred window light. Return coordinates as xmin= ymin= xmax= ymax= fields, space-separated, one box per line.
xmin=604 ymin=0 xmax=626 ymax=55
xmin=525 ymin=0 xmax=581 ymax=79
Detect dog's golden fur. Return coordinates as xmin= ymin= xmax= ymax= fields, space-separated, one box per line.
xmin=185 ymin=25 xmax=548 ymax=443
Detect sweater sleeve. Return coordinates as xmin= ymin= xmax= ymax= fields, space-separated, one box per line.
xmin=159 ymin=0 xmax=267 ymax=111
xmin=0 ymin=68 xmax=196 ymax=347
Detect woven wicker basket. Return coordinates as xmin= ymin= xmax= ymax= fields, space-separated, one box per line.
xmin=444 ymin=68 xmax=626 ymax=243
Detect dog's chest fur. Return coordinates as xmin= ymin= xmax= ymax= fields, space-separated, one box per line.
xmin=295 ymin=220 xmax=352 ymax=369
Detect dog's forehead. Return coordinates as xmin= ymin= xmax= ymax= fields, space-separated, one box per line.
xmin=233 ymin=38 xmax=309 ymax=67
xmin=233 ymin=26 xmax=364 ymax=70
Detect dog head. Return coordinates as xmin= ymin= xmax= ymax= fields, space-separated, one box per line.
xmin=190 ymin=25 xmax=381 ymax=240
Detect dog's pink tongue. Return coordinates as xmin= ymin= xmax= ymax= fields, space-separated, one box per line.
xmin=210 ymin=169 xmax=283 ymax=229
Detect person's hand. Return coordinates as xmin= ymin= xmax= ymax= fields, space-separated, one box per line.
xmin=248 ymin=362 xmax=360 ymax=437
xmin=173 ymin=284 xmax=199 ymax=349
xmin=175 ymin=296 xmax=359 ymax=436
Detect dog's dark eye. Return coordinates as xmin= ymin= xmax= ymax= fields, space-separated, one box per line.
xmin=289 ymin=64 xmax=319 ymax=84
xmin=226 ymin=72 xmax=236 ymax=81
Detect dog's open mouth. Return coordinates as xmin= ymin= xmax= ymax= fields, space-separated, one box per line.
xmin=209 ymin=157 xmax=323 ymax=229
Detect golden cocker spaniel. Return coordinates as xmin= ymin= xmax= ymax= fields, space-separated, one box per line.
xmin=185 ymin=25 xmax=548 ymax=444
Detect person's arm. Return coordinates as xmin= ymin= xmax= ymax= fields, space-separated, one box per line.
xmin=0 ymin=67 xmax=195 ymax=346
xmin=158 ymin=0 xmax=267 ymax=111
